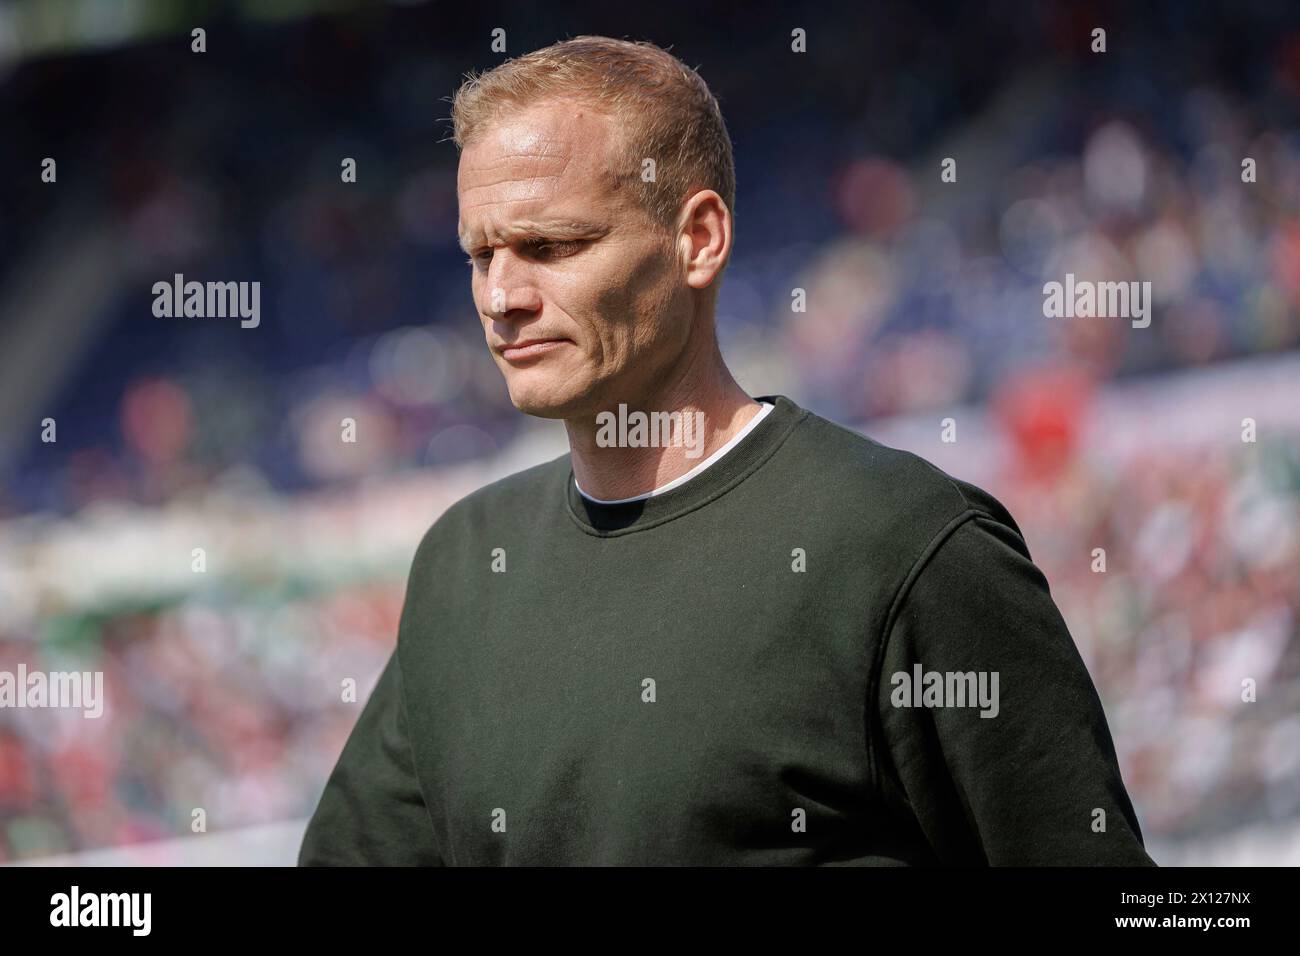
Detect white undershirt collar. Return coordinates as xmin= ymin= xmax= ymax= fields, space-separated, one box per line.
xmin=574 ymin=402 xmax=775 ymax=505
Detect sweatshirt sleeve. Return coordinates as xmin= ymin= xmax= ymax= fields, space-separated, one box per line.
xmin=874 ymin=510 xmax=1156 ymax=866
xmin=298 ymin=649 xmax=445 ymax=866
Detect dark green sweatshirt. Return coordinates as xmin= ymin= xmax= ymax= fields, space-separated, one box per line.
xmin=299 ymin=395 xmax=1155 ymax=866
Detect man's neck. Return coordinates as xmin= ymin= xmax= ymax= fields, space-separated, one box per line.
xmin=565 ymin=364 xmax=762 ymax=502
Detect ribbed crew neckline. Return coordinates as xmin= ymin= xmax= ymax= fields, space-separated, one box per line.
xmin=564 ymin=395 xmax=807 ymax=536
xmin=574 ymin=401 xmax=774 ymax=504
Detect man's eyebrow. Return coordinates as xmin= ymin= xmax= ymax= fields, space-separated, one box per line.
xmin=458 ymin=219 xmax=608 ymax=253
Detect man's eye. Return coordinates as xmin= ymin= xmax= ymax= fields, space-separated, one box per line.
xmin=526 ymin=239 xmax=582 ymax=259
xmin=466 ymin=240 xmax=583 ymax=268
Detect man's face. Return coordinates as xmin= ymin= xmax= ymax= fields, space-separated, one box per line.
xmin=457 ymin=101 xmax=690 ymax=419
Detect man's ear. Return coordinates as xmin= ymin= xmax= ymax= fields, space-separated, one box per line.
xmin=679 ymin=190 xmax=731 ymax=291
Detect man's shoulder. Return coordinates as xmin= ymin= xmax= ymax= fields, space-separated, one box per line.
xmin=411 ymin=452 xmax=571 ymax=556
xmin=784 ymin=405 xmax=1024 ymax=542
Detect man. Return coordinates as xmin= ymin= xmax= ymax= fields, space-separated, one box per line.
xmin=299 ymin=36 xmax=1155 ymax=866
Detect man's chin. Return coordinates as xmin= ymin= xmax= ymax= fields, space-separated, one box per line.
xmin=505 ymin=380 xmax=592 ymax=420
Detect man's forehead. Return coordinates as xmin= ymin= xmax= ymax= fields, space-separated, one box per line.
xmin=456 ymin=171 xmax=596 ymax=250
xmin=457 ymin=106 xmax=615 ymax=191
xmin=457 ymin=149 xmax=572 ymax=215
xmin=457 ymin=109 xmax=626 ymax=246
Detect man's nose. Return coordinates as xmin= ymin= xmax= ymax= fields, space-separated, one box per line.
xmin=485 ymin=252 xmax=542 ymax=320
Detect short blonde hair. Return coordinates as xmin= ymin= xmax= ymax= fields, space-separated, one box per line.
xmin=450 ymin=36 xmax=736 ymax=233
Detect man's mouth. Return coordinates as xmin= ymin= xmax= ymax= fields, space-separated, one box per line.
xmin=498 ymin=338 xmax=570 ymax=362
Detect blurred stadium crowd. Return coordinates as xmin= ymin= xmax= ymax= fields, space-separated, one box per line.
xmin=1 ymin=0 xmax=1298 ymax=862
